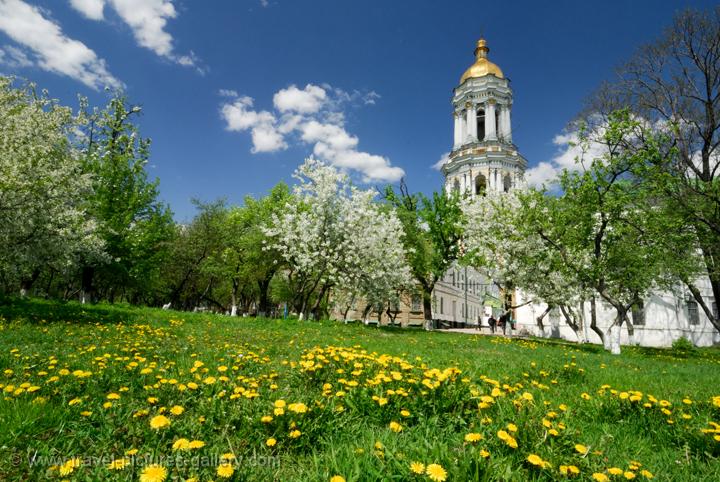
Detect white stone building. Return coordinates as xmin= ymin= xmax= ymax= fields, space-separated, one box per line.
xmin=439 ymin=38 xmax=720 ymax=347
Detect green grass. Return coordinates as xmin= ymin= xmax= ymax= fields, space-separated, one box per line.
xmin=0 ymin=297 xmax=719 ymax=481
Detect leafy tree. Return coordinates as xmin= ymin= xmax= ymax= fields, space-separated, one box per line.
xmin=0 ymin=77 xmax=102 ymax=295
xmin=384 ymin=182 xmax=464 ymax=325
xmin=532 ymin=112 xmax=677 ymax=353
xmin=588 ymin=7 xmax=720 ymax=333
xmin=77 ymin=94 xmax=174 ymax=303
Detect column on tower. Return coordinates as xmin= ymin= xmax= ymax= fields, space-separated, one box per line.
xmin=453 ymin=112 xmax=462 ymax=149
xmin=465 ymin=102 xmax=477 ymax=142
xmin=501 ymin=105 xmax=512 ymax=143
xmin=485 ymin=101 xmax=497 ymax=141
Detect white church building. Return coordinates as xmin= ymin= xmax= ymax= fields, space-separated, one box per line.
xmin=437 ymin=38 xmax=720 ymax=348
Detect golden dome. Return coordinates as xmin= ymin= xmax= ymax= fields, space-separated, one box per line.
xmin=460 ymin=38 xmax=504 ymax=84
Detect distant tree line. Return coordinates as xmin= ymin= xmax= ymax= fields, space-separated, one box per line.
xmin=1 ymin=8 xmax=718 ymax=353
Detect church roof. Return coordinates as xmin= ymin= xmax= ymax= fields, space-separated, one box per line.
xmin=460 ymin=38 xmax=504 ymax=84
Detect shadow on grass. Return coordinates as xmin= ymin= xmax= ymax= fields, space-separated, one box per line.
xmin=0 ymin=296 xmax=154 ymax=325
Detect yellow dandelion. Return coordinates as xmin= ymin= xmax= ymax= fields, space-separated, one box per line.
xmin=592 ymin=474 xmax=609 ymax=482
xmin=389 ymin=421 xmax=403 ymax=433
xmin=289 ymin=430 xmax=301 ymax=438
xmin=608 ymin=467 xmax=623 ymax=475
xmin=216 ymin=462 xmax=234 ymax=479
xmin=410 ymin=461 xmax=425 ymax=474
xmin=574 ymin=444 xmax=588 ymax=454
xmin=624 ymin=472 xmax=636 ymax=480
xmin=266 ymin=437 xmax=277 ymax=447
xmin=426 ymin=463 xmax=447 ymax=481
xmin=640 ymin=469 xmax=654 ymax=478
xmin=169 ymin=405 xmax=184 ymax=415
xmin=59 ymin=458 xmax=81 ymax=476
xmin=188 ymin=440 xmax=205 ymax=449
xmin=527 ymin=454 xmax=544 ymax=466
xmin=330 ymin=477 xmax=346 ymax=482
xmin=108 ymin=458 xmax=129 ymax=470
xmin=149 ymin=415 xmax=171 ymax=430
xmin=172 ymin=438 xmax=190 ymax=451
xmin=139 ymin=464 xmax=167 ymax=482
xmin=507 ymin=423 xmax=518 ymax=432
xmin=465 ymin=433 xmax=483 ymax=443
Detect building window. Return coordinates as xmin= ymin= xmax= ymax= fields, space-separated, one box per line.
xmin=411 ymin=294 xmax=422 ymax=312
xmin=475 ymin=175 xmax=486 ymax=196
xmin=503 ymin=174 xmax=512 ymax=192
xmin=451 ymin=272 xmax=456 ymax=287
xmin=687 ymin=299 xmax=700 ymax=325
xmin=713 ymin=301 xmax=718 ymax=320
xmin=631 ymin=300 xmax=645 ymax=326
xmin=440 ymin=297 xmax=444 ymax=314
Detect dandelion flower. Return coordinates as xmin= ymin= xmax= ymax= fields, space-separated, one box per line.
xmin=170 ymin=405 xmax=184 ymax=415
xmin=266 ymin=437 xmax=277 ymax=447
xmin=574 ymin=444 xmax=588 ymax=454
xmin=149 ymin=415 xmax=171 ymax=430
xmin=608 ymin=467 xmax=623 ymax=475
xmin=465 ymin=433 xmax=483 ymax=443
xmin=330 ymin=477 xmax=346 ymax=482
xmin=426 ymin=463 xmax=447 ymax=482
xmin=172 ymin=438 xmax=190 ymax=451
xmin=592 ymin=474 xmax=609 ymax=482
xmin=479 ymin=449 xmax=490 ymax=458
xmin=108 ymin=458 xmax=129 ymax=470
xmin=289 ymin=430 xmax=301 ymax=438
xmin=59 ymin=458 xmax=81 ymax=476
xmin=188 ymin=440 xmax=205 ymax=449
xmin=389 ymin=421 xmax=403 ymax=433
xmin=216 ymin=462 xmax=234 ymax=478
xmin=410 ymin=462 xmax=425 ymax=474
xmin=139 ymin=464 xmax=167 ymax=482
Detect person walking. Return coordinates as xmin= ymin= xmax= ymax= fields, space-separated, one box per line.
xmin=488 ymin=315 xmax=497 ymax=333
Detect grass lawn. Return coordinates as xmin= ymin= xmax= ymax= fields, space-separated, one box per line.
xmin=1 ymin=298 xmax=719 ymax=481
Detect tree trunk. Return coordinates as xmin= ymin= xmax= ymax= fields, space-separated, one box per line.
xmin=257 ymin=276 xmax=273 ymax=317
xmin=80 ymin=266 xmax=94 ymax=304
xmin=589 ymin=296 xmax=605 ymax=345
xmin=535 ymin=305 xmax=551 ymax=337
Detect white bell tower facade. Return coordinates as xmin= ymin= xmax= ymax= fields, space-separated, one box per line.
xmin=444 ymin=39 xmax=526 ymax=196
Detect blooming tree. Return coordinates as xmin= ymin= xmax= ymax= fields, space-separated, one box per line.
xmin=263 ymin=159 xmax=412 ymax=320
xmin=0 ymin=77 xmax=103 ymax=293
xmin=461 ymin=191 xmax=587 ymax=340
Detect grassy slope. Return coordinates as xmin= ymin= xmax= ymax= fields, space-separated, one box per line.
xmin=0 ymin=298 xmax=719 ymax=481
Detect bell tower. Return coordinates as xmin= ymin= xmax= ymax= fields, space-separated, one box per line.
xmin=444 ymin=39 xmax=526 ymax=196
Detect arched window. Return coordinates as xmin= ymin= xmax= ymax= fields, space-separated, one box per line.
xmin=453 ymin=179 xmax=461 ymax=193
xmin=503 ymin=174 xmax=512 ymax=192
xmin=477 ymin=108 xmax=485 ymax=141
xmin=475 ymin=174 xmax=487 ymax=196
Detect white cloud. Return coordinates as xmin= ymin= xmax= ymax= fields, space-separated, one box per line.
xmin=220 ymin=83 xmax=404 ymax=182
xmin=218 ymin=88 xmax=238 ymax=98
xmin=273 ymin=84 xmax=327 ymax=114
xmin=0 ymin=0 xmax=121 ymax=89
xmin=0 ymin=45 xmax=32 ymax=68
xmin=68 ymin=0 xmax=201 ymax=70
xmin=432 ymin=151 xmax=450 ymax=170
xmin=220 ymin=96 xmax=286 ymax=153
xmin=526 ymin=126 xmax=607 ymax=188
xmin=69 ymin=0 xmax=105 ymax=20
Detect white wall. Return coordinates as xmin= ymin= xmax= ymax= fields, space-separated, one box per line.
xmin=513 ymin=282 xmax=720 ymax=348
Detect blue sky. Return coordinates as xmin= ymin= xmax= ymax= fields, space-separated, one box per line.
xmin=0 ymin=0 xmax=715 ymax=221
